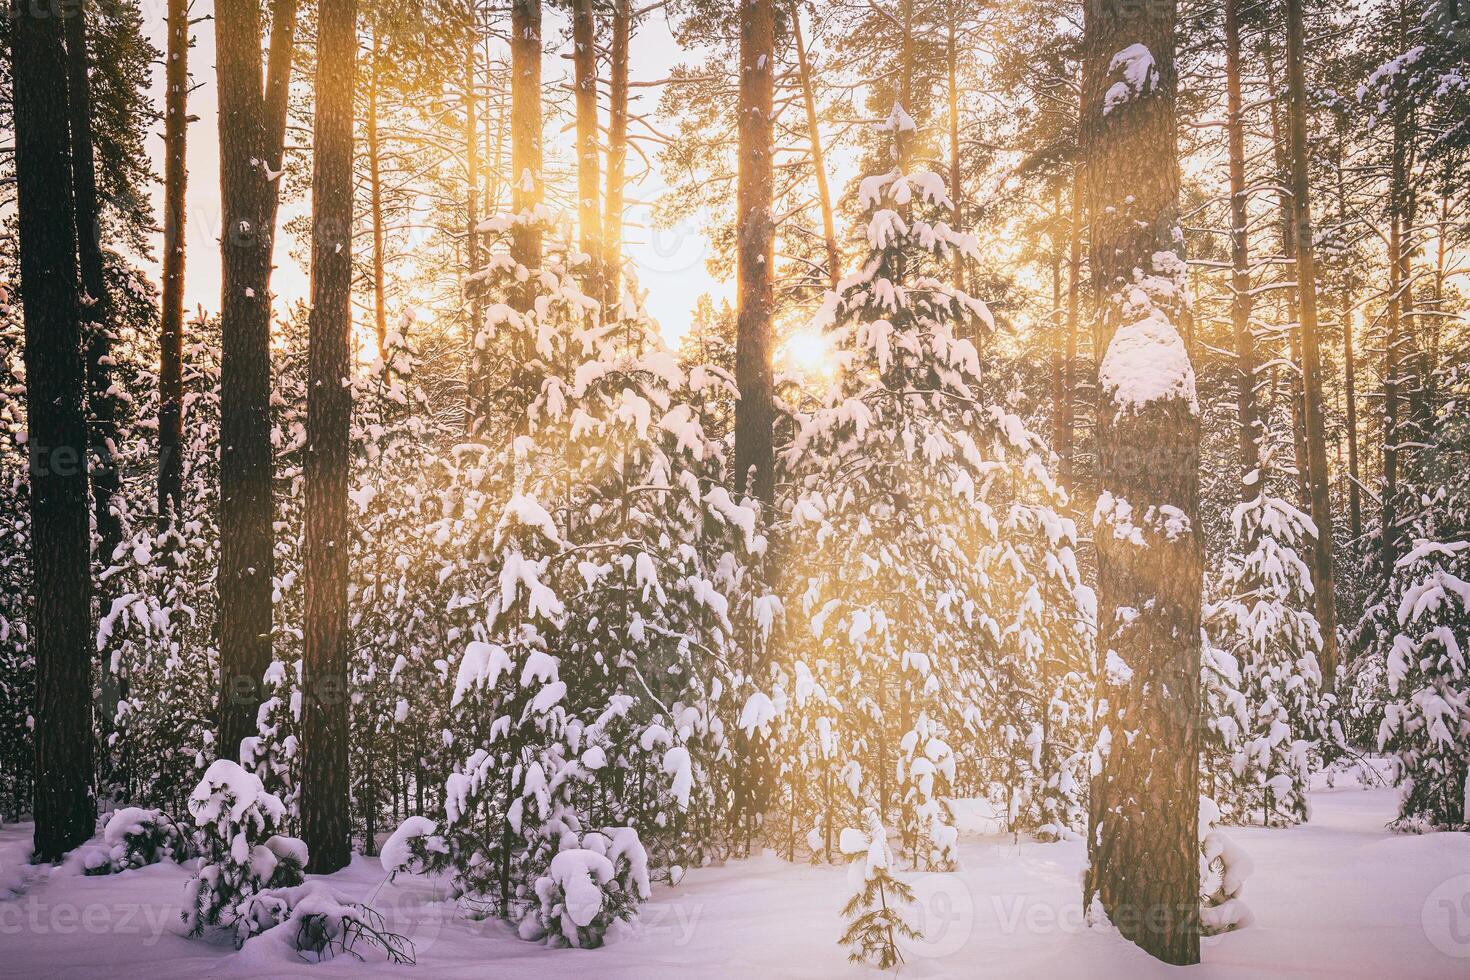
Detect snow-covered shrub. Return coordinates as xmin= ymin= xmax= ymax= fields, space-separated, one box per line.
xmin=183 ymin=760 xmax=306 ymax=944
xmin=838 ymin=808 xmax=919 ymax=968
xmin=82 ymin=807 xmax=194 ymax=874
xmin=1199 ymin=796 xmax=1254 ymax=935
xmin=235 ymin=882 xmax=415 ymax=963
xmin=1377 ymin=539 xmax=1470 ymax=830
xmin=1205 ymin=483 xmax=1324 ymax=825
xmin=773 ymin=161 xmax=1089 ymax=857
xmin=519 ymin=828 xmax=651 ymax=948
xmin=380 ymin=815 xmax=443 ymax=878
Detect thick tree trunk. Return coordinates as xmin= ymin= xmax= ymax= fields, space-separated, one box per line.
xmin=62 ymin=2 xmax=121 ymax=569
xmin=1080 ymin=0 xmax=1201 ymax=965
xmin=1224 ymin=0 xmax=1260 ymax=501
xmin=368 ymin=31 xmax=388 ymax=360
xmin=158 ymin=0 xmax=189 ymax=534
xmin=602 ymin=0 xmax=630 ymax=309
xmin=1283 ymin=0 xmax=1339 ymax=686
xmin=215 ymin=0 xmax=299 ymax=760
xmin=510 ymin=0 xmax=543 ymax=286
xmin=733 ymin=0 xmax=775 ymax=503
xmin=791 ymin=0 xmax=840 ymax=290
xmin=573 ymin=0 xmax=601 ymax=293
xmin=12 ymin=0 xmax=96 ymax=861
xmin=300 ymin=0 xmax=357 ymax=876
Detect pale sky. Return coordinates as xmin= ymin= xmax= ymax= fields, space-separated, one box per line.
xmin=136 ymin=2 xmax=728 ymax=343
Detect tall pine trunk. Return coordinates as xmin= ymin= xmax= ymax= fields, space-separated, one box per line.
xmin=1283 ymin=0 xmax=1339 ymax=685
xmin=602 ymin=0 xmax=630 ymax=308
xmin=572 ymin=0 xmax=601 ymax=293
xmin=12 ymin=0 xmax=96 ymax=861
xmin=1263 ymin=38 xmax=1310 ymax=509
xmin=158 ymin=0 xmax=189 ymax=534
xmin=300 ymin=0 xmax=357 ymax=875
xmin=1383 ymin=193 xmax=1403 ymax=573
xmin=62 ymin=2 xmax=121 ymax=569
xmin=368 ymin=30 xmax=388 ymax=360
xmin=1224 ymin=0 xmax=1260 ymax=500
xmin=1335 ymin=139 xmax=1362 ymax=541
xmin=791 ymin=0 xmax=839 ymax=290
xmin=215 ymin=0 xmax=299 ymax=759
xmin=947 ymin=5 xmax=964 ymax=291
xmin=733 ymin=0 xmax=775 ymax=503
xmin=464 ymin=46 xmax=483 ymax=431
xmin=511 ymin=0 xmax=543 ymax=287
xmin=1059 ymin=163 xmax=1082 ymax=494
xmin=1080 ymin=0 xmax=1202 ymax=964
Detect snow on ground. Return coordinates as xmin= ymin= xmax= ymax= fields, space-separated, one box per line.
xmin=0 ymin=778 xmax=1466 ymax=978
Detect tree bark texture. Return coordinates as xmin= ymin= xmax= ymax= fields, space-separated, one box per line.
xmin=215 ymin=0 xmax=299 ymax=760
xmin=1080 ymin=0 xmax=1202 ymax=965
xmin=1283 ymin=0 xmax=1339 ymax=686
xmin=300 ymin=0 xmax=357 ymax=875
xmin=62 ymin=2 xmax=121 ymax=568
xmin=12 ymin=0 xmax=97 ymax=861
xmin=733 ymin=0 xmax=775 ymax=504
xmin=573 ymin=0 xmax=602 ymax=294
xmin=602 ymin=0 xmax=630 ymax=309
xmin=1224 ymin=0 xmax=1260 ymax=502
xmin=158 ymin=0 xmax=190 ymax=533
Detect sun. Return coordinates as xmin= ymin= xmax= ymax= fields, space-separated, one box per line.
xmin=780 ymin=326 xmax=834 ymax=378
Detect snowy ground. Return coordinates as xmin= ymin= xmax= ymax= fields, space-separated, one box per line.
xmin=1 ymin=776 xmax=1467 ymax=978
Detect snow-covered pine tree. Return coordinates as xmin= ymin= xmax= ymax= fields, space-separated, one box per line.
xmin=344 ymin=315 xmax=456 ymax=852
xmin=1348 ymin=362 xmax=1470 ymax=830
xmin=1205 ymin=453 xmax=1324 ymax=826
xmin=1377 ymin=537 xmax=1470 ymax=830
xmin=0 ymin=297 xmax=34 ymax=822
xmin=98 ymin=323 xmax=223 ymax=816
xmin=241 ymin=658 xmax=300 ymax=829
xmin=838 ymin=807 xmax=919 ymax=968
xmin=410 ymin=213 xmax=749 ymax=937
xmin=776 ymin=161 xmax=1088 ymax=862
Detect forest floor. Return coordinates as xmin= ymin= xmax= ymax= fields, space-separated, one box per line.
xmin=1 ymin=770 xmax=1466 ymax=978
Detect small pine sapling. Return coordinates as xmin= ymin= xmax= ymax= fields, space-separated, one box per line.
xmin=838 ymin=808 xmax=919 ymax=968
